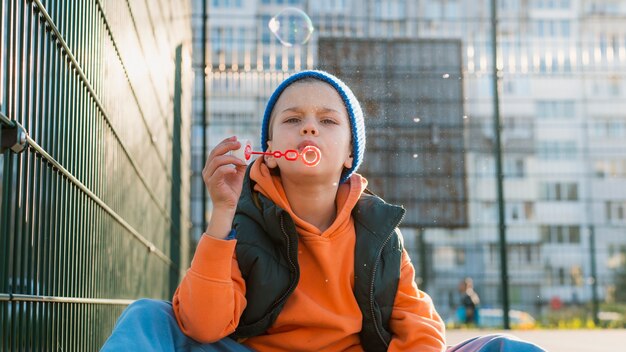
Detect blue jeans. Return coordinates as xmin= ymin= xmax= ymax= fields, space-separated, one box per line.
xmin=101 ymin=299 xmax=546 ymax=352
xmin=101 ymin=299 xmax=254 ymax=352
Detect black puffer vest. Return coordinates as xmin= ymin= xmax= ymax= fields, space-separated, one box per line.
xmin=230 ymin=166 xmax=405 ymax=351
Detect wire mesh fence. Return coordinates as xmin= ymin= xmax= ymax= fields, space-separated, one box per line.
xmin=0 ymin=0 xmax=192 ymax=349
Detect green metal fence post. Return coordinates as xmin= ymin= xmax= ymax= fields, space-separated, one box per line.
xmin=490 ymin=0 xmax=510 ymax=330
xmin=170 ymin=44 xmax=183 ymax=297
xmin=1 ymin=0 xmax=191 ymax=348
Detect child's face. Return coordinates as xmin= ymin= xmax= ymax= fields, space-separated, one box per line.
xmin=266 ymin=81 xmax=353 ymax=183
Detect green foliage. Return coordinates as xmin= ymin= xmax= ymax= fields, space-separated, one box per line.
xmin=540 ymin=303 xmax=626 ymax=329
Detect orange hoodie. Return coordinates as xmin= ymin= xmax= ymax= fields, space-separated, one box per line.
xmin=173 ymin=159 xmax=446 ymax=351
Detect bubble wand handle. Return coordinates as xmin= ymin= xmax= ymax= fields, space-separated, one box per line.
xmin=249 ymin=150 xmax=299 ymax=160
xmin=245 ymin=144 xmax=321 ymax=167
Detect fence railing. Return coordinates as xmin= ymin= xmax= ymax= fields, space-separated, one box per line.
xmin=0 ymin=0 xmax=191 ymax=350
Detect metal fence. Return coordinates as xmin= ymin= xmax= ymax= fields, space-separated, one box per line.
xmin=0 ymin=0 xmax=192 ymax=350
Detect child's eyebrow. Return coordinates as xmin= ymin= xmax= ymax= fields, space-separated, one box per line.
xmin=279 ymin=106 xmax=342 ymax=115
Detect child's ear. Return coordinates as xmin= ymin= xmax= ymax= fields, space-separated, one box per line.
xmin=343 ymin=153 xmax=354 ymax=169
xmin=265 ymin=140 xmax=278 ymax=169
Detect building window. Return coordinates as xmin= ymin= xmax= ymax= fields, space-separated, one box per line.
xmin=261 ymin=0 xmax=291 ymax=4
xmin=558 ymin=267 xmax=565 ymax=285
xmin=507 ymin=244 xmax=540 ymax=265
xmin=499 ymin=0 xmax=520 ymax=11
xmin=535 ymin=100 xmax=576 ymax=119
xmin=587 ymin=1 xmax=620 ymax=14
xmin=434 ymin=246 xmax=456 ymax=268
xmin=504 ymin=157 xmax=525 ymax=178
xmin=482 ymin=201 xmax=496 ymax=222
xmin=507 ymin=202 xmax=534 ymax=222
xmin=374 ymin=0 xmax=406 ymax=20
xmin=454 ymin=248 xmax=466 ymax=266
xmin=590 ymin=118 xmax=626 ymax=139
xmin=606 ymin=201 xmax=626 ymax=223
xmin=443 ymin=0 xmax=459 ymax=19
xmin=261 ymin=15 xmax=272 ymax=44
xmin=211 ymin=28 xmax=223 ymax=52
xmin=539 ymin=182 xmax=578 ymax=201
xmin=537 ymin=141 xmax=577 ymax=160
xmin=532 ymin=0 xmax=571 ymax=9
xmin=311 ymin=0 xmax=346 ymax=12
xmin=534 ymin=20 xmax=570 ymax=37
xmin=211 ymin=26 xmax=238 ymax=53
xmin=540 ymin=225 xmax=581 ymax=243
xmin=545 ymin=265 xmax=553 ymax=285
xmin=593 ymin=159 xmax=626 ymax=178
xmin=212 ymin=0 xmax=244 ymax=8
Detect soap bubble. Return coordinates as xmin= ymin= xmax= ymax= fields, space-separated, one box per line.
xmin=268 ymin=8 xmax=314 ymax=47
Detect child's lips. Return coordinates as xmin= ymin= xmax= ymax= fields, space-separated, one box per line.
xmin=297 ymin=140 xmax=320 ymax=152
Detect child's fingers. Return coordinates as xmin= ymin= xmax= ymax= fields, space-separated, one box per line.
xmin=209 ymin=164 xmax=245 ymax=192
xmin=234 ymin=163 xmax=248 ymax=173
xmin=210 ymin=163 xmax=238 ymax=180
xmin=203 ymin=154 xmax=246 ymax=180
xmin=203 ymin=137 xmax=243 ymax=175
xmin=207 ymin=137 xmax=241 ymax=161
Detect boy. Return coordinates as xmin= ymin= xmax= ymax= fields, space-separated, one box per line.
xmin=102 ymin=70 xmax=545 ymax=352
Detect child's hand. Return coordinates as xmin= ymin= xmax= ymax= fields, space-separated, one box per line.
xmin=202 ymin=136 xmax=247 ymax=213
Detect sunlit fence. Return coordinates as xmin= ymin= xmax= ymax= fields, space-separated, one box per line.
xmin=0 ymin=0 xmax=192 ymax=349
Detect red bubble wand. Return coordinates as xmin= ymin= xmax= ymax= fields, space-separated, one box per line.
xmin=234 ymin=141 xmax=321 ymax=167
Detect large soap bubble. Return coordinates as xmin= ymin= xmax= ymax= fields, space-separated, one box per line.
xmin=268 ymin=8 xmax=314 ymax=47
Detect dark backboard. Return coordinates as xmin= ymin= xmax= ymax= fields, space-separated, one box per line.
xmin=319 ymin=38 xmax=468 ymax=228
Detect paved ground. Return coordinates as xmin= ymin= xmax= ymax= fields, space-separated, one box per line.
xmin=446 ymin=329 xmax=626 ymax=352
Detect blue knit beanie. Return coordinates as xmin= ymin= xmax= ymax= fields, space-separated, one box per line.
xmin=261 ymin=70 xmax=365 ymax=183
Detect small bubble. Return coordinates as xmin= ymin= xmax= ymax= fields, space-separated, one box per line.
xmin=268 ymin=8 xmax=314 ymax=47
xmin=413 ymin=117 xmax=420 ymax=123
xmin=412 ymin=154 xmax=418 ymax=158
xmin=325 ymin=279 xmax=328 ymax=283
xmin=363 ymin=264 xmax=367 ymax=267
xmin=442 ymin=73 xmax=450 ymax=79
xmin=463 ymin=115 xmax=468 ymax=119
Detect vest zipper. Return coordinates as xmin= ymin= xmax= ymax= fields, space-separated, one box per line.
xmin=270 ymin=213 xmax=298 ymax=311
xmin=369 ymin=231 xmax=394 ymax=348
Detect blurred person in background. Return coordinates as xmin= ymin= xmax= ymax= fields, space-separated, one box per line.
xmin=458 ymin=277 xmax=481 ymax=326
